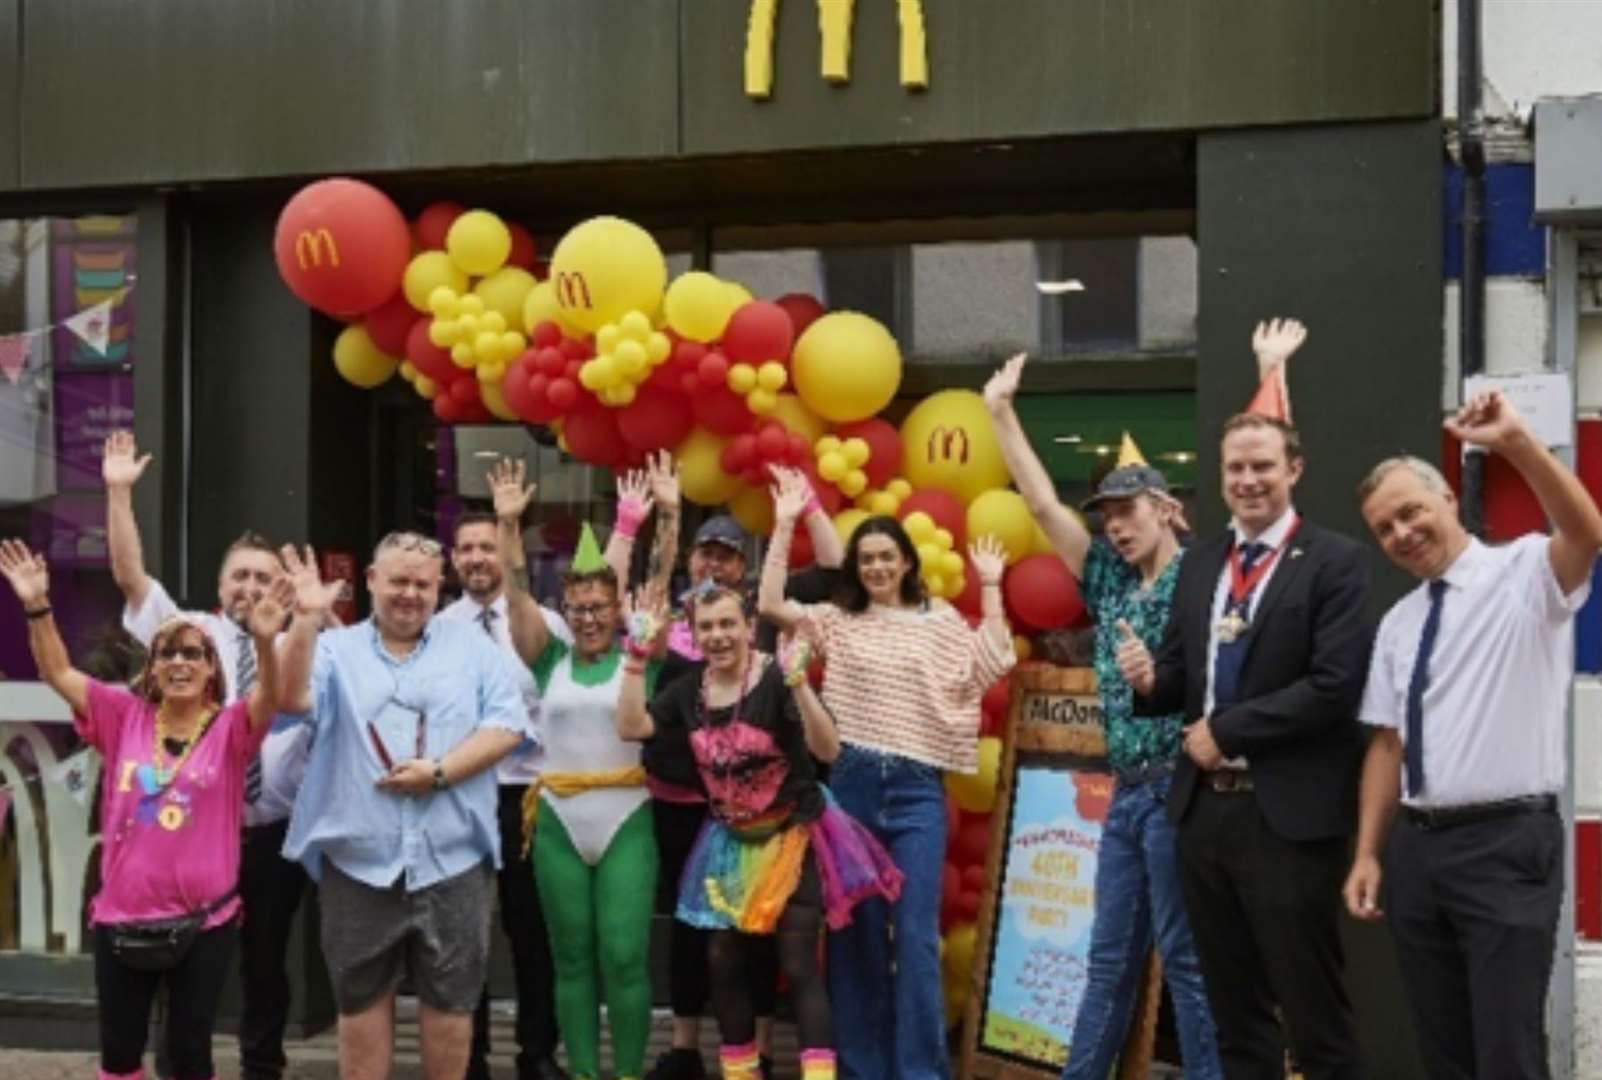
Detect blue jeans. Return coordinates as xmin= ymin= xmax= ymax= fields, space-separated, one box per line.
xmin=827 ymin=743 xmax=950 ymax=1080
xmin=1061 ymin=776 xmax=1222 ymax=1080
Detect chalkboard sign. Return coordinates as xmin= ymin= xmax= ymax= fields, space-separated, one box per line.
xmin=958 ymin=664 xmax=1160 ymax=1080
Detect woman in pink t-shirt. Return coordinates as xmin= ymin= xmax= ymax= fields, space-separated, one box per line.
xmin=0 ymin=539 xmax=283 ymax=1080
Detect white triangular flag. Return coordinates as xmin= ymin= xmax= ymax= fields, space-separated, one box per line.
xmin=64 ymin=299 xmax=115 ymax=355
xmin=0 ymin=331 xmax=34 ymax=385
xmin=53 ymin=747 xmax=99 ymax=807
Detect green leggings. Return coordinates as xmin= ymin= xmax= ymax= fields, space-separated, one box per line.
xmin=533 ymin=800 xmax=658 ymax=1079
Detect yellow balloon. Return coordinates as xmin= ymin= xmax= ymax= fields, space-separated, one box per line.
xmin=967 ymin=489 xmax=1034 ymax=565
xmin=816 ymin=435 xmax=842 ymax=455
xmin=864 ymin=490 xmax=899 ymax=516
xmin=472 ymin=266 xmax=535 ymax=328
xmin=646 ymin=332 xmax=672 ymax=365
xmin=842 ymin=437 xmax=871 ymax=468
xmin=900 ymin=390 xmax=1011 ymax=505
xmin=728 ymin=364 xmax=758 ymax=395
xmin=769 ymin=393 xmax=826 ymax=444
xmin=676 ymin=427 xmax=742 ymax=506
xmin=415 ymin=375 xmax=438 ymax=399
xmin=833 ymin=508 xmax=871 ymax=544
xmin=818 ymin=451 xmax=848 ymax=483
xmin=480 ymin=379 xmax=518 ymax=422
xmin=481 ymin=310 xmax=507 ymax=335
xmin=839 ymin=470 xmax=868 ymax=498
xmin=428 ymin=287 xmax=461 ymax=319
xmin=457 ymin=294 xmax=486 ymax=317
xmin=474 ymin=331 xmax=501 ymax=362
xmin=446 ymin=209 xmax=512 ymax=276
xmin=333 ymin=324 xmax=400 ymax=389
xmin=729 ymin=485 xmax=775 ymax=536
xmin=500 ymin=330 xmax=526 ymax=356
xmin=664 ymin=271 xmax=742 ymax=343
xmin=917 ymin=542 xmax=942 ymax=567
xmin=403 ymin=251 xmax=469 ymax=312
xmin=596 ymin=324 xmax=622 ymax=355
xmin=457 ymin=313 xmax=481 ymax=337
xmin=756 ymin=361 xmax=788 ymax=392
xmin=1013 ymin=635 xmax=1033 ymax=661
xmin=523 ymin=280 xmax=576 ymax=336
xmin=902 ymin=511 xmax=937 ymax=543
xmin=615 ymin=339 xmax=648 ymax=377
xmin=791 ymin=311 xmax=903 ymax=423
xmin=399 ymin=360 xmax=417 ymax=382
xmin=945 ymin=736 xmax=1002 ymax=812
xmin=548 ymin=216 xmax=668 ymax=333
xmin=746 ymin=388 xmax=778 ymax=415
xmin=428 ymin=319 xmax=463 ymax=348
xmin=477 ymin=358 xmax=507 ymax=384
xmin=619 ymin=310 xmax=654 ymax=339
xmin=451 ymin=341 xmax=477 ymax=368
xmin=887 ymin=478 xmax=913 ymax=500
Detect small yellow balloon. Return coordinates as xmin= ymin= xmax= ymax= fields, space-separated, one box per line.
xmin=480 ymin=310 xmax=507 ymax=335
xmin=615 ymin=339 xmax=648 ymax=378
xmin=446 ymin=209 xmax=512 ymax=277
xmin=399 ymin=360 xmax=417 ymax=381
xmin=611 ymin=382 xmax=637 ymax=406
xmin=500 ymin=330 xmax=526 ymax=356
xmin=967 ymin=489 xmax=1034 ymax=565
xmin=818 ymin=451 xmax=848 ymax=483
xmin=901 ymin=391 xmax=1011 ymax=505
xmin=935 ymin=528 xmax=954 ymax=550
xmin=664 ymin=271 xmax=742 ymax=343
xmin=428 ymin=287 xmax=461 ymax=319
xmin=940 ymin=551 xmax=965 ymax=578
xmin=728 ymin=364 xmax=758 ymax=395
xmin=834 ymin=508 xmax=871 ymax=544
xmin=842 ymin=437 xmax=871 ymax=468
xmin=451 ymin=342 xmax=477 ymax=368
xmin=646 ymin=332 xmax=672 ymax=365
xmin=816 ymin=435 xmax=842 ymax=455
xmin=428 ymin=320 xmax=463 ymax=348
xmin=729 ymin=485 xmax=775 ymax=536
xmin=839 ymin=470 xmax=868 ymax=498
xmin=473 ymin=267 xmax=537 ymax=327
xmin=477 ymin=359 xmax=507 ymax=384
xmin=917 ymin=542 xmax=942 ymax=567
xmin=474 ymin=331 xmax=501 ymax=362
xmin=925 ymin=571 xmax=947 ymax=597
xmin=332 ymin=324 xmax=399 ymax=389
xmin=481 ymin=379 xmax=518 ymax=422
xmin=457 ymin=313 xmax=481 ymax=337
xmin=747 ymin=388 xmax=779 ymax=415
xmin=523 ymin=280 xmax=576 ymax=336
xmin=1014 ymin=635 xmax=1033 ymax=661
xmin=945 ymin=736 xmax=1002 ymax=813
xmin=676 ymin=428 xmax=742 ymax=506
xmin=415 ymin=375 xmax=438 ymax=399
xmin=865 ymin=491 xmax=899 ymax=516
xmin=548 ymin=216 xmax=668 ymax=333
xmin=596 ymin=324 xmax=622 ymax=355
xmin=403 ymin=251 xmax=468 ymax=313
xmin=457 ymin=294 xmax=486 ymax=318
xmin=792 ymin=311 xmax=903 ymax=423
xmin=619 ymin=310 xmax=653 ymax=339
xmin=756 ymin=361 xmax=788 ymax=392
xmin=902 ymin=511 xmax=937 ymax=543
xmin=887 ymin=478 xmax=913 ymax=500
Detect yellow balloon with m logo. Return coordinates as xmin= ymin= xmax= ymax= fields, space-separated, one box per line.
xmin=547 ymin=217 xmax=667 ymax=334
xmin=898 ymin=390 xmax=1009 ymax=505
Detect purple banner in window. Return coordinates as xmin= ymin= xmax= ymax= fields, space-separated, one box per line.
xmin=54 ymin=372 xmax=134 ymax=492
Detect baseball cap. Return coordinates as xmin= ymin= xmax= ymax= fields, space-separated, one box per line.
xmin=1079 ymin=464 xmax=1173 ymax=511
xmin=692 ymin=515 xmax=749 ymax=554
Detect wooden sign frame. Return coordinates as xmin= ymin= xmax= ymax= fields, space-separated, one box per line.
xmin=957 ymin=664 xmax=1161 ymax=1080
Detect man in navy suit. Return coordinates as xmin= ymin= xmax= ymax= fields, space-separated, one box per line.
xmin=1119 ymin=408 xmax=1373 ymax=1080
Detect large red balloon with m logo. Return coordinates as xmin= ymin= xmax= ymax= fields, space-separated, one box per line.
xmin=273 ymin=178 xmax=411 ymax=318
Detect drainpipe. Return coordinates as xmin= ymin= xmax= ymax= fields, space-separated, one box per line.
xmin=1457 ymin=0 xmax=1487 ymax=537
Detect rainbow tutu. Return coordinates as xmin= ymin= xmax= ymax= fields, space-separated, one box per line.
xmin=676 ymin=790 xmax=903 ymax=933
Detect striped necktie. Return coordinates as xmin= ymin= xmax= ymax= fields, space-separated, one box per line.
xmin=237 ymin=628 xmax=262 ymax=805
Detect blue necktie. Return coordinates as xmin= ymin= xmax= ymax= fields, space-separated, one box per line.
xmin=1404 ymin=580 xmax=1448 ymax=798
xmin=1211 ymin=541 xmax=1268 ymax=709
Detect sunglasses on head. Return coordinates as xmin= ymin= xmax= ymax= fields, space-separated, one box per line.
xmin=157 ymin=644 xmax=209 ymax=663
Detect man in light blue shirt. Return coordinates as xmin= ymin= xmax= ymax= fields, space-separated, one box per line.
xmin=278 ymin=531 xmax=525 ymax=1080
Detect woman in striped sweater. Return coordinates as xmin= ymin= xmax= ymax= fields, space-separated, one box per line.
xmin=759 ymin=506 xmax=1014 ymax=1080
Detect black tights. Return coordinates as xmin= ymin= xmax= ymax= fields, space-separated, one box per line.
xmin=94 ymin=921 xmax=237 ymax=1079
xmin=708 ymin=863 xmax=832 ymax=1050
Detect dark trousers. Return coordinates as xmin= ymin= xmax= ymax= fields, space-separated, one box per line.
xmin=1176 ymin=788 xmax=1362 ymax=1080
xmin=238 ymin=819 xmax=310 ymax=1080
xmin=96 ymin=921 xmax=238 ymax=1080
xmin=1387 ymin=808 xmax=1563 ymax=1079
xmin=471 ymin=784 xmax=562 ymax=1078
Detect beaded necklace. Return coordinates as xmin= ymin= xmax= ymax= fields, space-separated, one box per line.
xmin=697 ymin=649 xmax=757 ymax=728
xmin=150 ymin=703 xmax=219 ymax=791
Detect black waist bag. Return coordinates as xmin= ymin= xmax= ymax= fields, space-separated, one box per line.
xmin=108 ymin=891 xmax=236 ymax=973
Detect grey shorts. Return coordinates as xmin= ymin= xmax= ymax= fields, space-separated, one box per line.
xmin=318 ymin=860 xmax=493 ymax=1015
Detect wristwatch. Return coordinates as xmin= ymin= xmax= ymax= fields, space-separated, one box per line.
xmin=431 ymin=760 xmax=449 ymax=790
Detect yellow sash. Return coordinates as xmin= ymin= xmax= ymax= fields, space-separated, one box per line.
xmin=520 ymin=767 xmax=647 ymax=856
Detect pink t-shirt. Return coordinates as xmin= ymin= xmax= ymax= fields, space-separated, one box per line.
xmin=77 ymin=679 xmax=267 ymax=927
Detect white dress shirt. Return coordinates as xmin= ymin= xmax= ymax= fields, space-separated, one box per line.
xmin=123 ymin=578 xmax=308 ymax=828
xmin=439 ymin=591 xmax=571 ymax=785
xmin=1205 ymin=505 xmax=1299 ymax=766
xmin=1359 ymin=535 xmax=1590 ymax=808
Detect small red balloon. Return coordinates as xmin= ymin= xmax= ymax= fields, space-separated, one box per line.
xmin=450 ymin=377 xmax=481 ymax=406
xmin=532 ymin=321 xmax=565 ymax=350
xmin=564 ymin=404 xmax=625 ymax=466
xmin=547 ymin=378 xmax=579 ymax=412
xmin=722 ymin=301 xmax=795 ymax=365
xmin=953 ymin=555 xmax=983 ymax=618
xmin=775 ymin=293 xmax=825 ymax=337
xmin=1004 ymin=554 xmax=1085 ymax=632
xmin=405 ymin=319 xmax=459 ymax=384
xmin=693 ymin=384 xmax=755 ymax=436
xmin=274 ymin=178 xmax=411 ymax=318
xmin=364 ymin=291 xmax=420 ymax=356
xmin=755 ymin=422 xmax=788 ymax=460
xmin=413 ymin=200 xmax=465 ymax=250
xmin=788 ymin=527 xmax=816 ymax=569
xmin=618 ymin=385 xmax=694 ymax=452
xmin=698 ymin=351 xmax=730 ymax=388
xmin=951 ymin=815 xmax=991 ymax=867
xmin=559 ymin=338 xmax=592 ymax=361
xmin=981 ymin=678 xmax=1011 ymax=721
xmin=433 ymin=393 xmax=465 ymax=424
xmin=899 ymin=488 xmax=967 ymax=549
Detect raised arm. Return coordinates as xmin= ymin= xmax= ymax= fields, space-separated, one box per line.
xmin=243 ymin=580 xmax=289 ymax=731
xmin=642 ymin=451 xmax=682 ymax=598
xmin=983 ymin=355 xmax=1091 ymax=576
xmin=276 ymin=545 xmax=341 ymax=716
xmin=490 ymin=458 xmax=552 ymax=664
xmin=616 ymin=585 xmax=669 ymax=741
xmin=780 ymin=626 xmax=839 ymax=762
xmin=0 ymin=540 xmax=89 ymax=714
xmin=605 ymin=467 xmax=654 ymax=586
xmin=1447 ymin=390 xmax=1602 ymax=595
xmin=967 ymin=535 xmax=1016 ymax=682
xmin=102 ymin=430 xmax=155 ymax=610
xmin=759 ymin=471 xmax=812 ymax=631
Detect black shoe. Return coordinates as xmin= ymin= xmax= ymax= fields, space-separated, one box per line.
xmin=758 ymin=1055 xmax=773 ymax=1080
xmin=646 ymin=1047 xmax=707 ymax=1080
xmin=523 ymin=1058 xmax=570 ymax=1080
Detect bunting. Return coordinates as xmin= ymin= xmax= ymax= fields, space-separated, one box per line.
xmin=0 ymin=288 xmax=130 ymax=383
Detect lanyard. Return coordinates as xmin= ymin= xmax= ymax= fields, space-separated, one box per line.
xmin=1226 ymin=516 xmax=1301 ymax=611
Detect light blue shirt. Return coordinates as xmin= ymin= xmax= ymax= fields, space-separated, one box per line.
xmin=283 ymin=615 xmax=527 ymax=890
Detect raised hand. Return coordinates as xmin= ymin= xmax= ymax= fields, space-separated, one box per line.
xmin=778 ymin=620 xmax=820 ymax=687
xmin=488 ymin=457 xmax=536 ymax=521
xmin=645 ymin=451 xmax=681 ymax=510
xmin=1251 ymin=317 xmax=1307 ymax=378
xmin=622 ymin=581 xmax=670 ymax=657
xmin=102 ymin=430 xmax=152 ymax=490
xmin=615 ymin=467 xmax=653 ymax=513
xmin=1444 ymin=390 xmax=1529 ymax=455
xmin=0 ymin=539 xmax=49 ymax=608
xmin=279 ymin=545 xmax=342 ymax=618
xmin=1114 ymin=618 xmax=1155 ymax=695
xmin=246 ymin=584 xmax=289 ymax=642
xmin=968 ymin=534 xmax=1008 ymax=587
xmin=983 ymin=353 xmax=1027 ymax=413
xmin=768 ymin=465 xmax=814 ymax=523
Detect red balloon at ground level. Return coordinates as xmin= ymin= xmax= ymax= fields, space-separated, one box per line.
xmin=1004 ymin=553 xmax=1085 ymax=631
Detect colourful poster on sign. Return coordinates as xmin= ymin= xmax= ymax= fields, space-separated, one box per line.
xmin=979 ymin=761 xmax=1114 ymax=1068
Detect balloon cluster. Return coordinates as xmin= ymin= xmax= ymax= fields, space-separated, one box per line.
xmin=579 ymin=311 xmax=673 ymax=406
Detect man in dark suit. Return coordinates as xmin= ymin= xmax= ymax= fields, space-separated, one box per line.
xmin=1118 ymin=408 xmax=1373 ymax=1080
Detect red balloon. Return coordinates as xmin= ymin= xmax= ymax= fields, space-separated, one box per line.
xmin=693 ymin=385 xmax=755 ymax=436
xmin=946 ymin=794 xmax=962 ymax=840
xmin=406 ymin=319 xmax=459 ymax=384
xmin=364 ymin=291 xmax=420 ymax=356
xmin=799 ymin=459 xmax=845 ymax=516
xmin=755 ymin=422 xmax=788 ymax=460
xmin=532 ymin=321 xmax=565 ymax=350
xmin=941 ymin=863 xmax=962 ymax=931
xmin=697 ymin=351 xmax=730 ymax=388
xmin=722 ymin=433 xmax=758 ymax=474
xmin=413 ymin=201 xmax=465 ymax=250
xmin=775 ymin=293 xmax=826 ymax=337
xmin=501 ymin=360 xmax=541 ymax=423
xmin=835 ymin=418 xmax=903 ymax=489
xmin=722 ymin=301 xmax=795 ymax=365
xmin=961 ymin=863 xmax=988 ymax=891
xmin=546 ymin=378 xmax=580 ymax=412
xmin=672 ymin=339 xmax=708 ymax=369
xmin=953 ymin=555 xmax=982 ymax=618
xmin=274 ymin=178 xmax=412 ymax=318
xmin=981 ymin=678 xmax=1011 ymax=721
xmin=559 ymin=338 xmax=593 ymax=361
xmin=449 ymin=377 xmax=481 ymax=406
xmin=1004 ymin=554 xmax=1085 ymax=632
xmin=788 ymin=526 xmax=816 ymax=569
xmin=979 ymin=704 xmax=1004 ymax=738
xmin=506 ymin=223 xmax=537 ymax=270
xmin=564 ymin=405 xmax=625 ymax=466
xmin=433 ymin=394 xmax=465 ymax=424
xmin=951 ymin=814 xmax=991 ymax=867
xmin=618 ymin=385 xmax=694 ymax=452
xmin=955 ymin=888 xmax=982 ymax=922
xmin=899 ymin=488 xmax=967 ymax=548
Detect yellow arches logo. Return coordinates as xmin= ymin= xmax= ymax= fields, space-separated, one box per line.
xmin=745 ymin=0 xmax=929 ymax=100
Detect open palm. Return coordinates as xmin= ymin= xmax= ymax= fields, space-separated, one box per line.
xmin=102 ymin=430 xmax=152 ymax=489
xmin=0 ymin=539 xmax=49 ymax=607
xmin=488 ymin=458 xmax=536 ymax=520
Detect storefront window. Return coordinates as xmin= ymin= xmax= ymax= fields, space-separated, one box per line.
xmin=0 ymin=212 xmax=138 ymax=956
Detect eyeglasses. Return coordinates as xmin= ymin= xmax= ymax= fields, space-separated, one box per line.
xmin=156 ymin=645 xmax=209 ymax=663
xmin=562 ymin=602 xmax=615 ymax=621
xmin=376 ymin=531 xmax=443 ymax=558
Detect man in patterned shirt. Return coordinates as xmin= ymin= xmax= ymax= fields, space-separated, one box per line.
xmin=986 ymin=356 xmax=1221 ymax=1079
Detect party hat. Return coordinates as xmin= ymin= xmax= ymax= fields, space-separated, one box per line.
xmin=1115 ymin=431 xmax=1148 ymax=468
xmin=571 ymin=521 xmax=607 ymax=574
xmin=1245 ymin=363 xmax=1292 ymax=423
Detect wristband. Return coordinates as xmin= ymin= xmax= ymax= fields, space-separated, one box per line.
xmin=801 ymin=495 xmax=823 ymax=518
xmin=614 ymin=498 xmax=649 ymax=540
xmin=624 ymin=609 xmax=663 ymax=658
xmin=24 ymin=606 xmax=52 ymax=620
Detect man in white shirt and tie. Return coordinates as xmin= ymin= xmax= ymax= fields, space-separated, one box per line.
xmin=1346 ymin=390 xmax=1602 ymax=1079
xmin=440 ymin=511 xmax=572 ymax=1080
